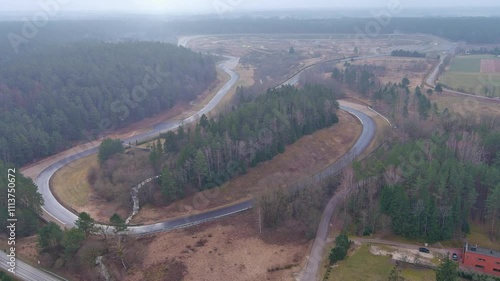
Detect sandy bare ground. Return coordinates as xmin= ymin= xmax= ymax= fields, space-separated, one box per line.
xmin=369 ymin=245 xmax=437 ymax=267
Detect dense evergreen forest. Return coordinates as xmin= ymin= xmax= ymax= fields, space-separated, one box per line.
xmin=0 ymin=20 xmax=177 ymax=59
xmin=148 ymin=85 xmax=340 ymax=201
xmin=0 ymin=160 xmax=43 ymax=237
xmin=0 ymin=42 xmax=216 ymax=166
xmin=328 ymin=64 xmax=500 ymax=242
xmin=376 ymin=135 xmax=500 ymax=242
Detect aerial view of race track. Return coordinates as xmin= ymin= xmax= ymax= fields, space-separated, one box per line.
xmin=1 ymin=2 xmax=500 ymax=281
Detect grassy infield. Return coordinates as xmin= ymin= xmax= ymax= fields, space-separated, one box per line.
xmin=439 ymin=55 xmax=500 ymax=96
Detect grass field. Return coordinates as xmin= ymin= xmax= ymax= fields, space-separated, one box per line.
xmin=439 ymin=55 xmax=500 ymax=97
xmin=448 ymin=55 xmax=490 ymax=72
xmin=325 ymin=244 xmax=437 ymax=281
xmin=466 ymin=223 xmax=500 ymax=250
xmin=51 ymin=154 xmax=96 ymax=209
xmin=430 ymin=91 xmax=500 ymax=118
xmin=439 ymin=223 xmax=500 ymax=249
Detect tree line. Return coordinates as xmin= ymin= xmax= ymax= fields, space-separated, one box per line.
xmin=0 ymin=41 xmax=216 ymax=166
xmin=344 ymin=119 xmax=500 ymax=242
xmin=459 ymin=47 xmax=500 ymax=56
xmin=331 ymin=66 xmax=377 ymax=96
xmin=0 ymin=160 xmax=43 ymax=237
xmin=391 ymin=49 xmax=426 ymax=58
xmin=150 ymin=85 xmax=340 ymax=202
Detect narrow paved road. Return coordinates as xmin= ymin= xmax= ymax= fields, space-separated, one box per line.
xmin=0 ymin=252 xmax=66 ymax=281
xmin=299 ymin=103 xmax=376 ymax=281
xmin=425 ymin=45 xmax=500 ymax=102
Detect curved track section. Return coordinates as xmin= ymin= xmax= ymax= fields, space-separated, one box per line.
xmin=35 ymin=38 xmax=375 ymax=235
xmin=36 ymin=56 xmax=239 ymax=228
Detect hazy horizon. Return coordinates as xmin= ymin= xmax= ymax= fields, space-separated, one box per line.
xmin=1 ymin=0 xmax=500 ymax=15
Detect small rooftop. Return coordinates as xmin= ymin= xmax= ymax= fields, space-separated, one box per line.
xmin=464 ymin=243 xmax=500 ymax=259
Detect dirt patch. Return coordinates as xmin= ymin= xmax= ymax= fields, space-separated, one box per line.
xmin=480 ymin=59 xmax=500 ymax=73
xmin=124 ymin=212 xmax=308 ymax=281
xmin=133 ymin=110 xmax=362 ymax=224
xmin=369 ymin=245 xmax=437 ymax=267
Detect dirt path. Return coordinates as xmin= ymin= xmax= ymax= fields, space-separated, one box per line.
xmin=351 ymin=238 xmax=449 ymax=256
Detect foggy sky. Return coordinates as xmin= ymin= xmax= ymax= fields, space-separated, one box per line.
xmin=1 ymin=0 xmax=499 ymax=14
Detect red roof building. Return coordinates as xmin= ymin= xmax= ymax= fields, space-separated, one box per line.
xmin=462 ymin=243 xmax=500 ymax=276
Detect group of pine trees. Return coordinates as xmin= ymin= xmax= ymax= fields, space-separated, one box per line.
xmin=0 ymin=160 xmax=43 ymax=237
xmin=378 ymin=135 xmax=500 ymax=242
xmin=151 ymin=85 xmax=340 ymax=201
xmin=334 ymin=65 xmax=434 ymax=121
xmin=391 ymin=49 xmax=426 ymax=58
xmin=331 ymin=66 xmax=376 ymax=96
xmin=0 ymin=41 xmax=216 ymax=166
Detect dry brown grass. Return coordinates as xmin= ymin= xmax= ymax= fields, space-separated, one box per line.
xmin=430 ymin=91 xmax=500 ymax=117
xmin=133 ymin=110 xmax=362 ymax=224
xmin=51 ymin=155 xmax=96 ymax=210
xmin=124 ymin=212 xmax=308 ymax=281
xmin=352 ymin=57 xmax=435 ymax=88
xmin=51 ymin=154 xmax=132 ymax=222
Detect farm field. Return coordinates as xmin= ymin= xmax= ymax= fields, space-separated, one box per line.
xmin=439 ymin=55 xmax=500 ymax=97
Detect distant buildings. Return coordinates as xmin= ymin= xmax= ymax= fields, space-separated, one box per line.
xmin=462 ymin=243 xmax=500 ymax=276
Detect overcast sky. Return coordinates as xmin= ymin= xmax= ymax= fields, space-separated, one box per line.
xmin=1 ymin=0 xmax=499 ymax=14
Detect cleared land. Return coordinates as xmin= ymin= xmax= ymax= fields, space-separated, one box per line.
xmin=121 ymin=212 xmax=308 ymax=281
xmin=430 ymin=91 xmax=500 ymax=118
xmin=439 ymin=55 xmax=500 ymax=97
xmin=352 ymin=57 xmax=435 ymax=88
xmin=5 ymin=212 xmax=309 ymax=281
xmin=191 ymin=34 xmax=446 ymax=91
